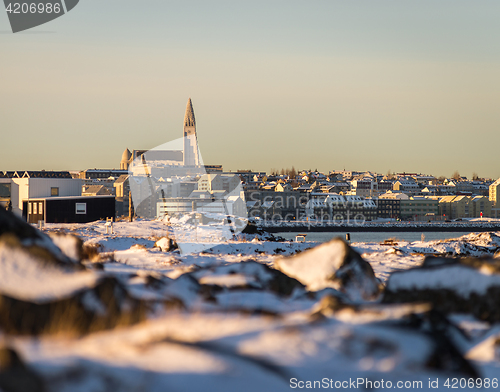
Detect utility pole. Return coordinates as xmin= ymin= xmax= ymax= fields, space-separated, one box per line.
xmin=129 ymin=190 xmax=134 ymax=222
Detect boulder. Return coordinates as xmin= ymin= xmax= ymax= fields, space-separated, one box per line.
xmin=155 ymin=236 xmax=178 ymax=252
xmin=275 ymin=238 xmax=381 ymax=301
xmin=310 ymin=294 xmax=431 ymax=321
xmin=0 ymin=208 xmax=41 ymax=242
xmin=310 ymin=296 xmax=478 ymax=377
xmin=383 ymin=256 xmax=500 ymax=322
xmin=126 ymin=272 xmax=201 ymax=309
xmin=0 ymin=208 xmax=78 ymax=266
xmin=400 ymin=232 xmax=500 ymax=257
xmin=0 ymin=209 xmax=146 ymax=335
xmin=0 ymin=274 xmax=146 ymax=336
xmin=192 ymin=260 xmax=305 ymax=296
xmin=49 ymin=232 xmax=103 ymax=263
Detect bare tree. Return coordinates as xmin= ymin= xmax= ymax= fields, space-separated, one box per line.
xmin=452 ymin=171 xmax=461 ymax=180
xmin=472 ymin=172 xmax=479 ymax=181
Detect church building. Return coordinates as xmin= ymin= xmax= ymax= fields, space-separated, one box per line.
xmin=120 ymin=98 xmax=203 ymax=171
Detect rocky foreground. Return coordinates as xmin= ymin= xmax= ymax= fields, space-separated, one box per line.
xmin=2 ymin=209 xmax=500 ymax=391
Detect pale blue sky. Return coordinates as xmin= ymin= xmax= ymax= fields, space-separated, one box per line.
xmin=1 ymin=1 xmax=500 ymax=178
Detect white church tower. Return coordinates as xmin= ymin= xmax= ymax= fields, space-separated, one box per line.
xmin=183 ymin=98 xmax=200 ymax=166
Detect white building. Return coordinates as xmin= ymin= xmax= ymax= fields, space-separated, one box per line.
xmin=10 ymin=176 xmax=82 ymax=216
xmin=198 ymin=173 xmax=241 ymax=193
xmin=157 ymin=194 xmax=246 ymax=218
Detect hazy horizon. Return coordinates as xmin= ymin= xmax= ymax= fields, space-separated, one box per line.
xmin=1 ymin=1 xmax=500 ymax=179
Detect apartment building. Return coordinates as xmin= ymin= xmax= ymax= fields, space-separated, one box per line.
xmin=400 ymin=197 xmax=439 ymax=221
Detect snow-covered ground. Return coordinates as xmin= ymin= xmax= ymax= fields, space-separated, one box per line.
xmin=3 ymin=217 xmax=500 ymax=391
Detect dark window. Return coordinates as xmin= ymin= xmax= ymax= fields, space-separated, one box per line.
xmin=0 ymin=183 xmax=10 ymax=198
xmin=51 ymin=187 xmax=59 ymax=196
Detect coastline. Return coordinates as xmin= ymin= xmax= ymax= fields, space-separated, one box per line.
xmin=259 ymin=222 xmax=500 ymax=233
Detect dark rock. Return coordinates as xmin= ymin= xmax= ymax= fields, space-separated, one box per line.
xmin=0 ymin=208 xmax=83 ymax=269
xmin=0 ymin=277 xmax=146 ymax=336
xmin=383 ymin=256 xmax=500 ymax=322
xmin=0 ymin=205 xmax=148 ymax=335
xmin=125 ymin=273 xmax=202 ymax=309
xmin=399 ymin=310 xmax=479 ymax=378
xmin=242 ymin=221 xmax=260 ymax=234
xmin=312 ymin=297 xmax=479 ymax=378
xmin=242 ymin=223 xmax=285 ymax=242
xmin=423 ymin=255 xmax=500 ymax=271
xmin=311 ymin=294 xmax=432 ymax=322
xmin=0 ymin=208 xmax=41 ymax=243
xmin=193 ymin=260 xmax=305 ymax=297
xmin=0 ymin=346 xmax=45 ymax=392
xmin=309 ymin=294 xmax=349 ymax=320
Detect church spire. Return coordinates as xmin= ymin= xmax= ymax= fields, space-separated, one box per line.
xmin=183 ymin=98 xmax=200 ymax=166
xmin=184 ymin=98 xmax=195 ymax=127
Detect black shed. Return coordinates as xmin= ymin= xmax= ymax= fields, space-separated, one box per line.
xmin=23 ymin=196 xmax=115 ymax=223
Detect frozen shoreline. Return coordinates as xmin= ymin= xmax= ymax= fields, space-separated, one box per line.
xmin=260 ymin=221 xmax=500 ymax=232
xmin=3 ymin=214 xmax=500 ymax=391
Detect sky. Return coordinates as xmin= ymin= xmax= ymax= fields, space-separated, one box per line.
xmin=1 ymin=0 xmax=500 ymax=179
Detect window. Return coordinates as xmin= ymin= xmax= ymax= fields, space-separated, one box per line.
xmin=39 ymin=202 xmax=43 ymax=215
xmin=28 ymin=203 xmax=32 ymax=214
xmin=51 ymin=187 xmax=59 ymax=196
xmin=76 ymin=203 xmax=87 ymax=214
xmin=0 ymin=183 xmax=10 ymax=198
